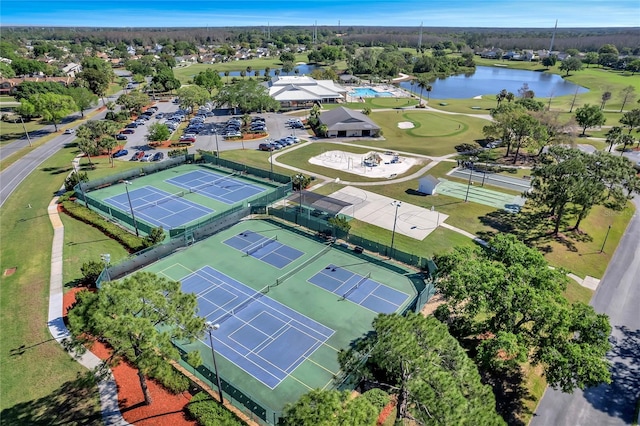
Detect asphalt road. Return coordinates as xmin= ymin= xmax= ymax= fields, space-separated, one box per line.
xmin=531 ymin=195 xmax=640 ymax=426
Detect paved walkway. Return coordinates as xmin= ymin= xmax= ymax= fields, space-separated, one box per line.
xmin=47 ymin=196 xmax=130 ymax=426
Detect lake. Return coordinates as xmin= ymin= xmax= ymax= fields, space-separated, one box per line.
xmin=398 ymin=66 xmax=588 ymax=99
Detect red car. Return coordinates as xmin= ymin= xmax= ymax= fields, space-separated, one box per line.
xmin=120 ymin=129 xmax=135 ymax=134
xmin=130 ymin=151 xmax=145 ymax=161
xmin=179 ymin=135 xmax=196 ymax=143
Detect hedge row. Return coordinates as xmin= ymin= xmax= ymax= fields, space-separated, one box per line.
xmin=186 ymin=392 xmax=245 ymax=426
xmin=148 ymin=362 xmax=190 ymax=394
xmin=60 ymin=197 xmax=148 ymax=252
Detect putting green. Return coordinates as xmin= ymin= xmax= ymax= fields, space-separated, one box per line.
xmin=404 ymin=112 xmax=469 ymax=137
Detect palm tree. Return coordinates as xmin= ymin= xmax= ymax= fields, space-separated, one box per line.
xmin=416 ymin=77 xmax=430 ymax=106
xmin=274 ymin=69 xmax=281 ymax=78
xmin=425 ymin=84 xmax=433 ymax=102
xmin=224 ymin=70 xmax=230 ymax=83
xmin=246 ymin=66 xmax=252 ymax=76
xmin=496 ymin=89 xmax=508 ymax=108
xmin=240 ymin=70 xmax=246 ymax=79
xmin=606 ymin=126 xmax=623 ymax=152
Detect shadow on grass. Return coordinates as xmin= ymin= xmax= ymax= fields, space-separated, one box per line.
xmin=481 ymin=365 xmax=535 ymax=426
xmin=0 ymin=371 xmax=102 ymax=425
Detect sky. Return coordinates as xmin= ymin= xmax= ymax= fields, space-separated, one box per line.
xmin=1 ymin=0 xmax=639 ymax=28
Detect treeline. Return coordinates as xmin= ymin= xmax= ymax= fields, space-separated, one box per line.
xmin=2 ymin=25 xmax=638 ymax=53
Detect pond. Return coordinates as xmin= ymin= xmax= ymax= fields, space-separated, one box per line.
xmin=398 ymin=66 xmax=588 ymax=99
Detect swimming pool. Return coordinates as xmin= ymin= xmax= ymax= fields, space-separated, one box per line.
xmin=350 ymin=87 xmax=393 ymax=97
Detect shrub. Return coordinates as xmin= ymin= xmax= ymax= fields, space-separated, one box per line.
xmin=60 ymin=199 xmax=147 ymax=252
xmin=186 ymin=392 xmax=244 ymax=426
xmin=80 ymin=260 xmax=104 ymax=287
xmin=148 ymin=362 xmax=189 ymax=394
xmin=64 ymin=171 xmax=88 ymax=192
xmin=361 ymin=388 xmax=390 ymax=411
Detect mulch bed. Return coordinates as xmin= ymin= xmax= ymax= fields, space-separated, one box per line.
xmin=63 ymin=287 xmax=196 ymax=426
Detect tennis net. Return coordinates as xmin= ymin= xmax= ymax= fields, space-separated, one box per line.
xmin=136 ymin=191 xmax=185 ymax=211
xmin=342 ymin=272 xmax=371 ymax=300
xmin=245 ymin=235 xmax=278 ymax=256
xmin=188 ymin=172 xmax=237 ymax=194
xmin=275 ymin=242 xmax=333 ymax=286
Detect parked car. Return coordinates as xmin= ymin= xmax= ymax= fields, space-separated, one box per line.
xmin=130 ymin=151 xmax=145 ymax=161
xmin=120 ymin=129 xmax=135 ymax=134
xmin=116 ymin=134 xmax=128 ymax=140
xmin=152 ymin=152 xmax=164 ymax=162
xmin=259 ymin=143 xmax=275 ymax=151
xmin=112 ymin=149 xmax=129 ymax=158
xmin=155 ymin=113 xmax=164 ymax=119
xmin=63 ymin=128 xmax=75 ymax=134
xmin=140 ymin=153 xmax=152 ymax=162
xmin=126 ymin=122 xmax=138 ymax=128
xmin=179 ymin=135 xmax=196 ymax=143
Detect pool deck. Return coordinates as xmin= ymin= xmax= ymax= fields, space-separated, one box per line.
xmin=346 ymin=84 xmax=412 ymax=102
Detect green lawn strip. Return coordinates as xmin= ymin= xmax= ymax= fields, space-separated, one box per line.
xmin=0 ymin=95 xmax=16 ymax=102
xmin=348 ymin=220 xmax=477 ymax=259
xmin=427 ymin=97 xmax=497 ymax=114
xmin=520 ymin=362 xmax=547 ymax=425
xmin=577 ymin=138 xmax=609 ymax=151
xmin=537 ymin=202 xmax=634 ymax=279
xmin=275 ymin=141 xmax=430 ymax=182
xmin=60 ymin=213 xmax=131 ymax=290
xmin=0 ymin=144 xmax=101 ymax=417
xmin=219 ymin=148 xmax=298 ymax=177
xmin=0 ymin=118 xmax=49 ymax=145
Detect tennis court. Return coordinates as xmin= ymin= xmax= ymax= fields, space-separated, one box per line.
xmin=166 ymin=170 xmax=266 ymax=205
xmin=104 ymin=185 xmax=214 ymax=229
xmin=183 ymin=265 xmax=334 ymax=388
xmin=223 ymin=230 xmax=304 ymax=269
xmin=308 ymin=264 xmax=410 ymax=313
xmin=143 ymin=219 xmax=417 ymax=422
xmin=436 ymin=179 xmax=526 ymax=212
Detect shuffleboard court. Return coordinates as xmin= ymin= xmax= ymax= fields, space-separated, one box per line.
xmin=166 ymin=170 xmax=266 ymax=205
xmin=182 ymin=266 xmax=334 ymax=389
xmin=223 ymin=230 xmax=304 ymax=269
xmin=104 ymin=185 xmax=214 ymax=229
xmin=308 ymin=264 xmax=410 ymax=313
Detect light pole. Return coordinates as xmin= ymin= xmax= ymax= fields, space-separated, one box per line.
xmin=600 ymin=225 xmax=612 ymax=253
xmin=123 ymin=180 xmax=139 ymax=237
xmin=214 ymin=130 xmax=220 ymax=164
xmin=206 ymin=322 xmax=224 ymax=403
xmin=390 ymin=201 xmax=401 ymax=257
xmin=464 ymin=162 xmax=474 ymax=203
xmin=269 ymin=147 xmax=274 ymax=181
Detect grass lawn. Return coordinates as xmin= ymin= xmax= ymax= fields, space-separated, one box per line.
xmin=173 ymin=54 xmax=311 ymax=85
xmin=340 ymin=110 xmax=490 ymax=157
xmin=538 ymin=203 xmax=635 ymax=279
xmin=0 ymin=143 xmax=102 ymax=419
xmin=220 ymin=147 xmax=298 ymax=177
xmin=0 ymin=118 xmax=47 ymax=145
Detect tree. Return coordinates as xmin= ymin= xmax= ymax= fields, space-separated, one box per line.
xmin=152 ymin=68 xmax=181 ymax=93
xmin=510 ymin=113 xmax=546 ymax=164
xmin=117 ymin=91 xmax=150 ymax=117
xmin=224 ymin=70 xmax=230 ymax=83
xmin=282 ymin=389 xmax=378 ymax=426
xmin=193 ymin=68 xmax=223 ymax=95
xmin=517 ymin=83 xmax=534 ymax=99
xmin=575 ymin=104 xmax=606 ymax=136
xmin=434 ymin=233 xmax=611 ymax=393
xmin=628 ymin=59 xmax=640 ymax=75
xmin=600 ymin=91 xmax=612 ymax=110
xmin=605 ymin=126 xmax=624 ymax=152
xmin=76 ymin=66 xmax=111 ymax=105
xmin=339 ymin=313 xmax=505 ymax=425
xmin=67 ymin=272 xmax=205 ymax=405
xmin=176 ymin=85 xmax=210 ymax=113
xmin=619 ymin=85 xmax=636 ymax=112
xmin=66 ymin=86 xmax=98 ymax=118
xmin=542 ymin=55 xmax=557 ymax=69
xmin=146 ymin=123 xmax=170 ymax=142
xmin=584 ymin=52 xmax=599 ymax=68
xmin=279 ymin=51 xmax=295 ymax=64
xmin=559 ymin=57 xmax=582 ymax=76
xmin=76 ymin=120 xmax=121 ymax=167
xmin=327 ymin=215 xmax=351 ymax=238
xmin=213 ymin=79 xmax=278 ymax=114
xmin=0 ymin=62 xmax=16 ymax=78
xmin=30 ymin=93 xmax=76 ymax=132
xmin=416 ymin=76 xmax=430 ymax=105
xmin=619 ymin=108 xmax=640 ymax=134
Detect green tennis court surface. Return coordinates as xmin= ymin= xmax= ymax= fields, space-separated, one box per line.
xmin=142 ymin=219 xmax=417 ymax=418
xmin=437 ymin=179 xmax=526 ymax=212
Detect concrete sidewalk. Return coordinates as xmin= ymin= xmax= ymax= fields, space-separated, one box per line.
xmin=47 ymin=197 xmax=130 ymax=426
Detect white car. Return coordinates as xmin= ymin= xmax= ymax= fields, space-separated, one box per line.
xmin=63 ymin=128 xmax=75 ymax=134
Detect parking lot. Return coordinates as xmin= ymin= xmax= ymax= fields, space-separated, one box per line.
xmin=115 ymin=100 xmax=308 ymax=163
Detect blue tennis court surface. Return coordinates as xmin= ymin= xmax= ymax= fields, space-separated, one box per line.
xmin=223 ymin=230 xmax=304 ymax=269
xmin=182 ymin=266 xmax=334 ymax=389
xmin=104 ymin=185 xmax=213 ymax=229
xmin=166 ymin=170 xmax=266 ymax=205
xmin=308 ymin=264 xmax=410 ymax=313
